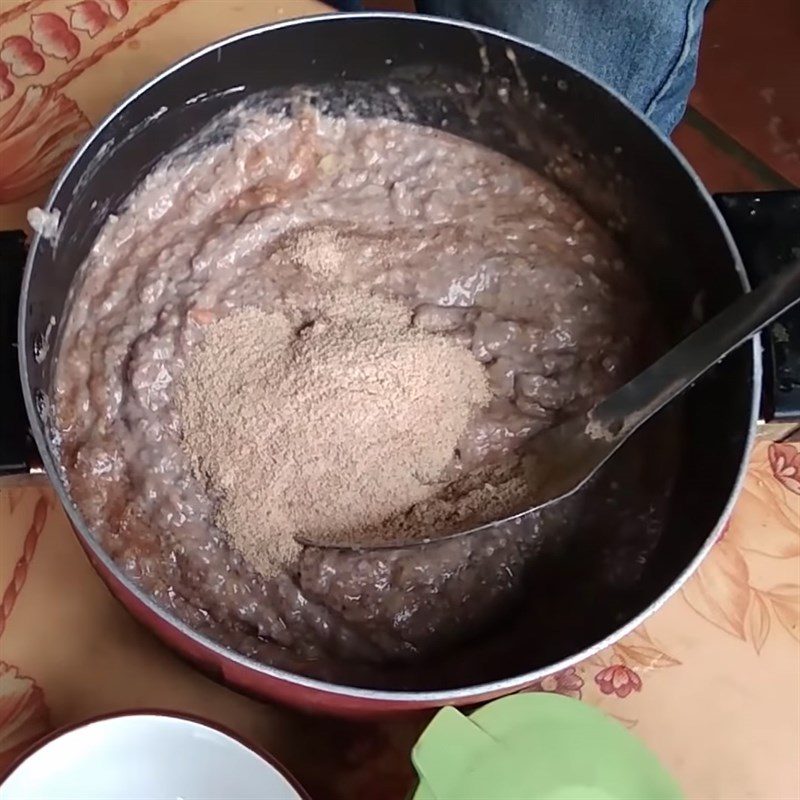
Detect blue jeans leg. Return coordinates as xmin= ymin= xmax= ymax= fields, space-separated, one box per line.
xmin=415 ymin=0 xmax=709 ymax=133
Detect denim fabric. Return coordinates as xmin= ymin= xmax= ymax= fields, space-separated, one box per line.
xmin=332 ymin=0 xmax=708 ymax=133
xmin=417 ymin=0 xmax=709 ymax=132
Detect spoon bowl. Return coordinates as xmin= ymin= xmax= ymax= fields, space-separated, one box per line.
xmin=307 ymin=257 xmax=800 ymax=551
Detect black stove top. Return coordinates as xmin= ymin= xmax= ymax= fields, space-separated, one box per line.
xmin=715 ymin=192 xmax=800 ymax=421
xmin=1 ymin=229 xmax=29 ymax=476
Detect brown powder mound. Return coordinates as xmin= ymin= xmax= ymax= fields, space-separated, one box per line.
xmin=361 ymin=459 xmax=534 ymax=544
xmin=282 ymin=225 xmax=393 ymax=282
xmin=176 ymin=289 xmax=491 ymax=575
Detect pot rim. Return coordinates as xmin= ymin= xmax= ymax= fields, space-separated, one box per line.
xmin=0 ymin=709 xmax=311 ymax=798
xmin=18 ymin=11 xmax=761 ymax=704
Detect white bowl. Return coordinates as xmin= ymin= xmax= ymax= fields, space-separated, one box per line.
xmin=0 ymin=712 xmax=307 ymax=800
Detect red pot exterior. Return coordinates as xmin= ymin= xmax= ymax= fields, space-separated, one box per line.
xmin=71 ymin=522 xmax=526 ymax=715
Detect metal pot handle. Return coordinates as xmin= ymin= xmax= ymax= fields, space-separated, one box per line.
xmin=714 ymin=191 xmax=800 ymax=423
xmin=0 ymin=230 xmax=43 ymax=485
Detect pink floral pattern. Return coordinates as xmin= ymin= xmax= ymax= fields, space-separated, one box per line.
xmin=68 ymin=1 xmax=110 ymax=37
xmin=682 ymin=441 xmax=800 ymax=650
xmin=594 ymin=664 xmax=643 ymax=698
xmin=0 ymin=492 xmax=52 ymax=777
xmin=0 ymin=63 xmax=14 ymax=100
xmin=526 ymin=667 xmax=584 ymax=699
xmin=769 ymin=442 xmax=800 ymax=494
xmin=0 ymin=0 xmax=184 ymax=203
xmin=0 ymin=84 xmax=91 ymax=202
xmin=31 ymin=12 xmax=81 ymax=61
xmin=103 ymin=0 xmax=129 ymax=20
xmin=0 ymin=664 xmax=50 ymax=773
xmin=0 ymin=36 xmax=45 ymax=76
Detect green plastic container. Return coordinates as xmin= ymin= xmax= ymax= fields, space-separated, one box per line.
xmin=411 ymin=693 xmax=683 ymax=800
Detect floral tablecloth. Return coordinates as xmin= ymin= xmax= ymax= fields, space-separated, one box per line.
xmin=1 ymin=2 xmax=799 ymax=798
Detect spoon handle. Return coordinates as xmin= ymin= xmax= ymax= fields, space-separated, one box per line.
xmin=591 ymin=259 xmax=800 ymax=439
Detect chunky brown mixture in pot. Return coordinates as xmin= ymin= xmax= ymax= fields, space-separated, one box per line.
xmin=54 ymin=107 xmax=651 ymax=677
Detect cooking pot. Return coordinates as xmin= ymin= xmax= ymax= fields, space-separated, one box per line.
xmin=2 ymin=13 xmax=798 ymax=715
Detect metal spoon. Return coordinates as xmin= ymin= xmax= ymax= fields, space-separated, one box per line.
xmin=307 ymin=258 xmax=800 ymax=550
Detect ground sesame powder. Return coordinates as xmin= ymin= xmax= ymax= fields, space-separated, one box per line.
xmin=176 ymin=289 xmax=491 ymax=575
